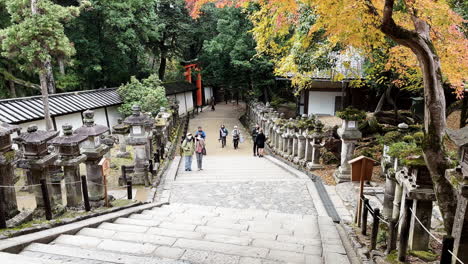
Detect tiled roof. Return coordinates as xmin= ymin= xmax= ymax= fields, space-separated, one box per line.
xmin=0 ymin=88 xmax=121 ymax=124
xmin=0 ymin=81 xmax=197 ymax=124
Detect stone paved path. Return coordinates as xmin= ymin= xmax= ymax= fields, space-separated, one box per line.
xmin=1 ymin=104 xmax=351 ymax=264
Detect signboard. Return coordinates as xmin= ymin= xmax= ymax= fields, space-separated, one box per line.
xmin=99 ymin=157 xmax=110 ymax=207
xmin=99 ymin=157 xmax=111 ymax=177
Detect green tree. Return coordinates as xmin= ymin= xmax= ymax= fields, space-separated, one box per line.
xmin=198 ymin=5 xmax=274 ymax=101
xmin=0 ymin=0 xmax=87 ymax=129
xmin=117 ymin=74 xmax=168 ymax=116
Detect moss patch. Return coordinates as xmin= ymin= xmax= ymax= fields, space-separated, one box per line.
xmin=409 ymin=250 xmax=438 ymax=262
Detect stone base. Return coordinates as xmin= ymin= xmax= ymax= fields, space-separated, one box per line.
xmin=132 ymin=171 xmax=150 ymax=186
xmin=306 ymin=162 xmax=324 ymax=170
xmin=116 ymin=152 xmax=131 ymax=159
xmin=333 ymin=167 xmax=351 ymax=183
xmin=293 ymin=157 xmax=301 ymax=164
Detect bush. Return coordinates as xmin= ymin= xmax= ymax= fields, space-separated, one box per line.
xmin=336 ymin=107 xmax=367 ymax=121
xmin=117 ymin=74 xmax=168 ymax=116
xmin=321 ymin=150 xmax=339 ymax=164
xmin=378 ymin=131 xmax=402 ymax=145
xmin=388 ymin=141 xmax=425 ymax=166
xmin=402 ymin=135 xmax=415 ymax=143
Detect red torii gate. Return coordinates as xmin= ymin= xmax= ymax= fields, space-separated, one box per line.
xmin=183 ymin=64 xmax=202 ymax=107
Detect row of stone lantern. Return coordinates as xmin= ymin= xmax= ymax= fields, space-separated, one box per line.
xmin=119 ymin=104 xmax=176 ymax=187
xmin=249 ymin=102 xmax=326 ymax=170
xmin=1 ymin=101 xmax=178 ymax=220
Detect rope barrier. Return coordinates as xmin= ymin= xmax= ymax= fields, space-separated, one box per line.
xmin=448 ymin=249 xmax=465 ymax=264
xmin=409 ymin=207 xmax=465 ymax=264
xmin=376 ymin=214 xmax=389 ymax=225
xmin=409 ymin=207 xmax=442 ymax=243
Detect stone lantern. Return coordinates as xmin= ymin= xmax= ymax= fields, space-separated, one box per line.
xmin=446 ymin=127 xmax=468 ymax=263
xmin=112 ymin=118 xmax=130 ymax=158
xmin=124 ymin=105 xmax=152 ymax=186
xmin=50 ymin=124 xmax=87 ymax=208
xmin=307 ymin=120 xmax=325 ymax=170
xmin=74 ymin=110 xmax=110 ymax=207
xmin=334 ymin=119 xmax=362 ymax=182
xmin=14 ymin=125 xmax=59 ymax=210
xmin=153 ymin=110 xmax=169 ymax=163
xmin=0 ymin=122 xmax=21 ymax=219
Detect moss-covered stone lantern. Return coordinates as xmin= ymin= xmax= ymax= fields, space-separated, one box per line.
xmin=112 ymin=118 xmax=130 ymax=158
xmin=124 ymin=105 xmax=152 ymax=186
xmin=74 ymin=110 xmax=110 ymax=207
xmin=0 ymin=122 xmax=21 ymax=219
xmin=50 ymin=124 xmax=87 ymax=208
xmin=14 ymin=125 xmax=60 ymax=210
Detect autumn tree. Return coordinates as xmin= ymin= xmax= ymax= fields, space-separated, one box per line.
xmin=186 ymin=0 xmax=468 ymax=233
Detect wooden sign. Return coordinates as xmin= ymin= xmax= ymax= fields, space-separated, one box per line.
xmin=99 ymin=157 xmax=110 ymax=207
xmin=99 ymin=157 xmax=111 ymax=177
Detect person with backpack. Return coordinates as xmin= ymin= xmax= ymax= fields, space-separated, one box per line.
xmin=252 ymin=124 xmax=260 ymax=156
xmin=181 ymin=133 xmax=195 ymax=171
xmin=219 ymin=125 xmax=228 ymax=148
xmin=195 ymin=126 xmax=206 ymax=139
xmin=195 ymin=135 xmax=206 ymax=171
xmin=256 ymin=128 xmax=266 ymax=157
xmin=232 ymin=126 xmax=241 ymax=149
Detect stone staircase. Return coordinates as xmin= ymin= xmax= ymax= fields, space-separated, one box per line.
xmin=3 ymin=203 xmax=349 ymax=264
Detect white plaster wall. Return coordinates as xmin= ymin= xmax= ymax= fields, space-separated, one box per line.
xmin=18 ymin=119 xmax=47 ymax=132
xmin=185 ymin=91 xmax=194 ymax=111
xmin=93 ymin=108 xmax=108 ymax=127
xmin=55 ymin=112 xmax=83 ymax=133
xmin=308 ymin=91 xmax=342 ymax=115
xmin=204 ymin=87 xmax=213 ymax=104
xmin=176 ymin=93 xmax=187 ymax=114
xmin=106 ymin=106 xmax=122 ymax=128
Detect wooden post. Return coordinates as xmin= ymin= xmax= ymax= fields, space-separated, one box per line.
xmin=386 ymin=219 xmax=398 ymax=254
xmin=40 ymin=179 xmax=52 ymax=220
xmin=81 ymin=175 xmax=91 ymax=212
xmin=398 ymin=199 xmax=413 ymax=262
xmin=356 ymin=159 xmax=367 ymax=226
xmin=371 ymin=208 xmax=380 ymax=250
xmin=121 ymin=165 xmax=127 ymax=182
xmin=440 ymin=235 xmax=454 ymax=264
xmin=0 ymin=188 xmax=6 ymax=228
xmin=361 ymin=198 xmax=369 ymax=235
xmin=149 ymin=159 xmax=153 ymax=174
xmin=127 ymin=180 xmax=132 ymax=200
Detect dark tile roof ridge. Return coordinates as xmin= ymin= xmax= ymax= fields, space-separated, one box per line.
xmin=0 ymin=87 xmax=118 ymax=104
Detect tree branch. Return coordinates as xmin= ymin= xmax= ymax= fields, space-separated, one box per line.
xmin=0 ymin=67 xmax=41 ymax=91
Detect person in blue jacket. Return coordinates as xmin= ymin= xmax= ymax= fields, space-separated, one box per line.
xmin=195 ymin=126 xmax=206 ymax=139
xmin=219 ymin=125 xmax=228 ymax=148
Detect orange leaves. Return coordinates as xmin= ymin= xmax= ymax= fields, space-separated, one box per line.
xmin=185 ymin=0 xmax=467 ymax=93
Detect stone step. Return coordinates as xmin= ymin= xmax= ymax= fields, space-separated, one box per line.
xmin=20 ymin=243 xmax=188 ymax=264
xmin=0 ymin=252 xmax=63 ymax=264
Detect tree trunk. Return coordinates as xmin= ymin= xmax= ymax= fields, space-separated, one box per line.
xmin=44 ymin=60 xmax=56 ymax=94
xmin=380 ymin=0 xmax=457 ymax=233
xmin=7 ymin=66 xmax=16 ymax=98
xmin=39 ymin=67 xmax=53 ymax=131
xmin=158 ymin=45 xmax=167 ymax=81
xmin=460 ymin=95 xmax=468 ymax=128
xmin=58 ymin=59 xmax=65 ymax=75
xmin=374 ymin=86 xmax=393 ymax=113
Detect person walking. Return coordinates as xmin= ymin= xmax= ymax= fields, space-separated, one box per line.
xmin=195 ymin=126 xmax=206 ymax=139
xmin=195 ymin=135 xmax=206 ymax=171
xmin=252 ymin=124 xmax=260 ymax=156
xmin=181 ymin=133 xmax=195 ymax=171
xmin=232 ymin=126 xmax=241 ymax=149
xmin=211 ymin=96 xmax=216 ymax=111
xmin=219 ymin=125 xmax=228 ymax=148
xmin=256 ymin=128 xmax=266 ymax=157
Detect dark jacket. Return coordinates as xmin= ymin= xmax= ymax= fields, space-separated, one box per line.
xmin=252 ymin=128 xmax=259 ymax=140
xmin=255 ymin=133 xmax=266 ymax=145
xmin=219 ymin=128 xmax=228 ymax=138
